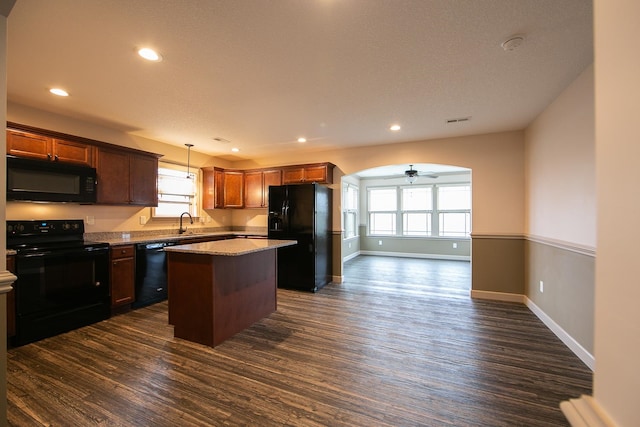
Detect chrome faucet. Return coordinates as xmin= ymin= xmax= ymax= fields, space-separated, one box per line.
xmin=179 ymin=212 xmax=193 ymax=234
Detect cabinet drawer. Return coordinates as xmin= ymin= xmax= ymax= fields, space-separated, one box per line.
xmin=111 ymin=245 xmax=135 ymax=259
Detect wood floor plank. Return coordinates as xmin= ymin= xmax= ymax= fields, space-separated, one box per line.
xmin=7 ymin=256 xmax=591 ymax=426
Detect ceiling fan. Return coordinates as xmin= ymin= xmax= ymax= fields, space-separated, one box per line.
xmin=404 ymin=165 xmax=438 ymax=183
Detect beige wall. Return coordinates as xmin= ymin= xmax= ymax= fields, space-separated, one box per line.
xmin=525 ymin=65 xmax=595 ymax=249
xmin=593 ymin=0 xmax=640 ymax=424
xmin=236 ymin=130 xmax=526 ymax=237
xmin=524 ymin=65 xmax=596 ymax=361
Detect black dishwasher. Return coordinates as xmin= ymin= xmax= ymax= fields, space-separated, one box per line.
xmin=133 ymin=241 xmax=178 ymax=308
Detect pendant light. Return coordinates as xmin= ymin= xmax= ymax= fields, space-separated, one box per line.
xmin=185 ymin=143 xmax=194 ymax=179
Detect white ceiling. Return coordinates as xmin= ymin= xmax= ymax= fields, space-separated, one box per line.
xmin=6 ymin=0 xmax=593 ymax=160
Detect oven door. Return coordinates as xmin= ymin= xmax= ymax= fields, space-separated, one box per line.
xmin=13 ymin=245 xmax=110 ymax=345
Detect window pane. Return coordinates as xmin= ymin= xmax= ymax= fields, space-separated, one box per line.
xmin=345 ymin=186 xmax=358 ymax=210
xmin=370 ymin=213 xmax=396 ymax=235
xmin=402 ymin=187 xmax=432 ymax=211
xmin=438 ymin=186 xmax=471 ymax=210
xmin=403 ymin=212 xmax=431 ymax=236
xmin=155 ymin=201 xmax=193 ymax=217
xmin=439 ymin=212 xmax=471 ymax=236
xmin=344 ymin=212 xmax=357 ymax=238
xmin=369 ymin=188 xmax=397 ymax=211
xmin=154 ymin=163 xmax=198 ymax=218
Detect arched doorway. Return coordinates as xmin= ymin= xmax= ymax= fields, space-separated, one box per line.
xmin=339 ymin=163 xmax=472 ymax=292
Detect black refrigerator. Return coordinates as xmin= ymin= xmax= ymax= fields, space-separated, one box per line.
xmin=268 ymin=183 xmax=332 ymax=292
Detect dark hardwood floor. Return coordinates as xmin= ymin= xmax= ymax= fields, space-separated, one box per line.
xmin=7 ymin=255 xmax=592 ymax=426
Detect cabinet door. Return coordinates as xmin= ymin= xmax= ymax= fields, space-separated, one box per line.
xmin=202 ymin=168 xmax=225 ymax=209
xmin=244 ymin=171 xmax=264 ymax=208
xmin=304 ymin=165 xmax=328 ymax=183
xmin=6 ymin=129 xmax=51 ymax=161
xmin=96 ymin=149 xmax=130 ymax=204
xmin=282 ymin=167 xmax=305 ymax=184
xmin=130 ymin=154 xmax=158 ymax=206
xmin=110 ymin=246 xmax=135 ymax=307
xmin=224 ymin=171 xmax=244 ymax=208
xmin=262 ymin=169 xmax=282 ymax=207
xmin=202 ymin=168 xmax=215 ymax=210
xmin=52 ymin=138 xmax=94 ymax=166
xmin=215 ymin=169 xmax=225 ymax=208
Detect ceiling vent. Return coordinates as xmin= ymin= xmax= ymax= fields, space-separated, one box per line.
xmin=446 ymin=116 xmax=471 ymax=124
xmin=213 ymin=137 xmax=231 ymax=144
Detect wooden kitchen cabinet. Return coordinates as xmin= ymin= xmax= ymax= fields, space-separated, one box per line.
xmin=95 ymin=148 xmax=158 ymax=206
xmin=110 ymin=245 xmax=135 ymax=308
xmin=7 ymin=254 xmax=16 ymax=338
xmin=223 ymin=171 xmax=244 ymax=208
xmin=203 ymin=168 xmax=243 ymax=209
xmin=282 ymin=162 xmax=334 ymax=184
xmin=244 ymin=169 xmax=281 ymax=208
xmin=202 ymin=167 xmax=225 ymax=209
xmin=7 ymin=129 xmax=94 ymax=167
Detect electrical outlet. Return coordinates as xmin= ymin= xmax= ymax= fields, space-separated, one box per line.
xmin=348 ymin=242 xmax=352 ymax=248
xmin=378 ymin=240 xmax=382 ymax=246
xmin=453 ymin=242 xmax=457 ymax=249
xmin=85 ymin=216 xmax=95 ymax=225
xmin=539 ymin=280 xmax=544 ymax=293
xmin=139 ymin=215 xmax=147 ymax=225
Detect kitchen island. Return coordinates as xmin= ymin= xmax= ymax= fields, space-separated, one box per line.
xmin=164 ymin=238 xmax=296 ymax=347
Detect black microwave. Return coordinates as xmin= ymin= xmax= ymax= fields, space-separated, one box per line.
xmin=6 ymin=155 xmax=98 ymax=203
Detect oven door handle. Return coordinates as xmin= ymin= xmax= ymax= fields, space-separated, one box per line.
xmin=17 ymin=246 xmax=109 ymax=259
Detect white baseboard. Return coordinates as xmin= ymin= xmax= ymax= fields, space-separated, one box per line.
xmin=525 ymin=297 xmax=595 ymax=371
xmin=342 ymin=251 xmax=359 ymax=262
xmin=470 ymin=289 xmax=525 ymax=303
xmin=560 ymin=395 xmax=616 ymax=427
xmin=471 ymin=290 xmax=595 ymax=371
xmin=359 ymin=250 xmax=470 ymax=261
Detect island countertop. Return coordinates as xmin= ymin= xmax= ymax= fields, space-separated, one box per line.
xmin=164 ymin=238 xmax=296 ymax=256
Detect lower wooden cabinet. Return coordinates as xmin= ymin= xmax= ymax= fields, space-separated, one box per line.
xmin=110 ymin=245 xmax=135 ymax=308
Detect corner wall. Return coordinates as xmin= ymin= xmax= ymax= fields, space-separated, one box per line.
xmin=524 ymin=65 xmax=595 ymax=364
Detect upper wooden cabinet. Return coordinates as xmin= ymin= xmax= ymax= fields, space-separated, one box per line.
xmin=223 ymin=171 xmax=244 ymax=208
xmin=202 ymin=168 xmax=244 ymax=209
xmin=7 ymin=129 xmax=94 ymax=167
xmin=202 ymin=167 xmax=224 ymax=209
xmin=244 ymin=169 xmax=281 ymax=208
xmin=95 ymin=148 xmax=158 ymax=206
xmin=282 ymin=162 xmax=334 ymax=185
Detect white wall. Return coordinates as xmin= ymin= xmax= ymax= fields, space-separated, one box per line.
xmin=525 ymin=65 xmax=595 ymax=249
xmin=593 ymin=0 xmax=640 ymax=425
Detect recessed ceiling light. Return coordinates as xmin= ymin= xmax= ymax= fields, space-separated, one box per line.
xmin=297 ymin=137 xmax=307 ymax=143
xmin=231 ymin=147 xmax=240 ymax=153
xmin=49 ymin=88 xmax=69 ymax=97
xmin=138 ymin=47 xmax=162 ymax=62
xmin=389 ymin=124 xmax=401 ymax=131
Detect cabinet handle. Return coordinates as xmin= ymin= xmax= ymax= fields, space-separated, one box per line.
xmin=47 ymin=153 xmax=52 ymax=160
xmin=54 ymin=154 xmax=59 ymax=161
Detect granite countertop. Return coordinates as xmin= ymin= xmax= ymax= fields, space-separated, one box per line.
xmin=164 ymin=238 xmax=297 ymax=256
xmin=94 ymin=230 xmax=268 ymax=246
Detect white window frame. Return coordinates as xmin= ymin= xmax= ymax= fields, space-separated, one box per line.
xmin=153 ymin=162 xmax=199 ymax=218
xmin=366 ymin=183 xmax=471 ymax=238
xmin=368 ymin=187 xmax=398 ymax=235
xmin=343 ymin=183 xmax=359 ymax=239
